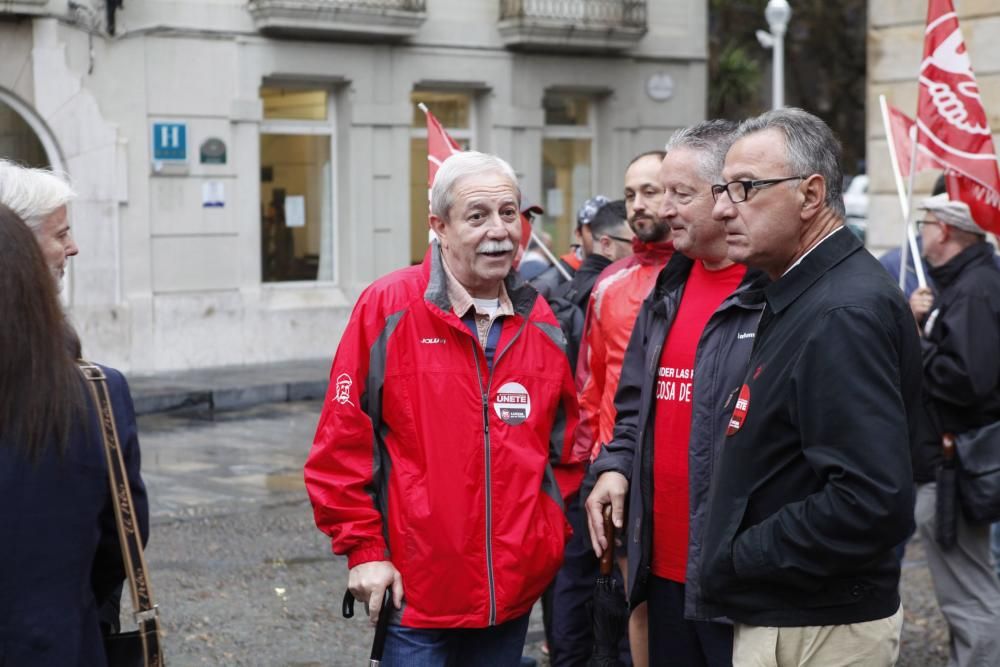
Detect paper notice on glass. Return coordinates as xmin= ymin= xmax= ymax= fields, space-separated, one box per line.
xmin=285 ymin=195 xmax=305 ymax=228
xmin=545 ymin=189 xmax=564 ymax=217
xmin=202 ymin=181 xmax=225 ymax=208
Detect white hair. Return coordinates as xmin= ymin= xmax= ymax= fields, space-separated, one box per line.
xmin=0 ymin=160 xmax=76 ymax=230
xmin=430 ymin=151 xmax=520 ymax=221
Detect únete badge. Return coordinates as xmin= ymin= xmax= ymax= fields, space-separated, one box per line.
xmin=726 ymin=384 xmax=750 ymax=436
xmin=494 ymin=382 xmax=531 ymax=426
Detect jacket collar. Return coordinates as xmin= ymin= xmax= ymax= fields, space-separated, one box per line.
xmin=763 ymin=226 xmax=859 ymax=315
xmin=424 ymin=240 xmax=537 ymax=318
xmin=928 ymin=241 xmax=996 ymax=288
xmin=631 ymin=238 xmax=675 ymax=266
xmin=649 ymin=252 xmax=769 ymax=316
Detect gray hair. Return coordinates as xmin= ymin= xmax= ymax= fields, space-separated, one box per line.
xmin=664 ymin=119 xmax=739 ymax=182
xmin=733 ymin=108 xmax=846 ymax=218
xmin=431 ymin=151 xmax=520 ymax=221
xmin=0 ymin=160 xmax=76 ymax=231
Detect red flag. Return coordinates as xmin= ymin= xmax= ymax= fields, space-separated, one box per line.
xmin=422 ymin=103 xmax=462 ymax=190
xmin=886 ymin=103 xmax=942 ymax=178
xmin=946 ymin=171 xmax=1000 ymax=235
xmin=916 ymin=0 xmax=1000 ymax=191
xmin=419 ymin=104 xmax=533 ymax=264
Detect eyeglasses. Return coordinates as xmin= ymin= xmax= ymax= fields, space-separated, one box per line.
xmin=710 ymin=176 xmax=806 ymax=204
xmin=916 ymin=218 xmax=941 ymax=230
xmin=603 ymin=234 xmax=634 ymax=244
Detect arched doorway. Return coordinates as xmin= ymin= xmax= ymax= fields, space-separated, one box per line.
xmin=0 ymin=89 xmax=64 ymax=171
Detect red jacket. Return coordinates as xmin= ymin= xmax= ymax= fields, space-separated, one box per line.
xmin=575 ymin=240 xmax=674 ymax=463
xmin=305 ymin=245 xmax=581 ymax=628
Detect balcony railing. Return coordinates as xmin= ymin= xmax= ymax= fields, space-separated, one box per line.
xmin=498 ymin=0 xmax=647 ymax=52
xmin=248 ymin=0 xmax=427 ymax=40
xmin=0 ymin=0 xmax=48 ymax=17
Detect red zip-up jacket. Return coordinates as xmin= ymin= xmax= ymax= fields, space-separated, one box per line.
xmin=305 ymin=245 xmax=582 ymax=628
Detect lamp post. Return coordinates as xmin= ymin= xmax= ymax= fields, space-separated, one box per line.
xmin=755 ymin=0 xmax=792 ymax=110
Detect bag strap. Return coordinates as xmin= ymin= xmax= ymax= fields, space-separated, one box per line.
xmin=78 ymin=361 xmax=164 ymax=667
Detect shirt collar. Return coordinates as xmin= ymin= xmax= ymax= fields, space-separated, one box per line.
xmin=764 ymin=226 xmax=860 ymax=314
xmin=441 ymin=255 xmax=513 ymax=319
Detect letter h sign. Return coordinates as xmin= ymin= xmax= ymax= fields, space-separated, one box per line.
xmin=152 ymin=122 xmax=187 ymax=161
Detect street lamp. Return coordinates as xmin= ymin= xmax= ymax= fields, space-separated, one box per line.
xmin=755 ymin=0 xmax=792 ymax=110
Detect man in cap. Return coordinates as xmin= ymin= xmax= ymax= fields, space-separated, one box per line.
xmin=909 ymin=193 xmax=1000 ymax=666
xmin=531 ymin=195 xmax=610 ymax=298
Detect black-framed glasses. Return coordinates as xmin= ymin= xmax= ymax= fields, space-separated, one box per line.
xmin=603 ymin=234 xmax=634 ymax=244
xmin=710 ymin=176 xmax=806 ymax=204
xmin=916 ymin=218 xmax=940 ymax=230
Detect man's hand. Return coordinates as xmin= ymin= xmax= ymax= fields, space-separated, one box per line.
xmin=348 ymin=560 xmax=404 ymax=626
xmin=585 ymin=471 xmax=629 ymax=559
xmin=910 ymin=286 xmax=935 ymax=324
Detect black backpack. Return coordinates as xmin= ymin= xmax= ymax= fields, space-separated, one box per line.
xmin=546 ymin=280 xmax=588 ymax=374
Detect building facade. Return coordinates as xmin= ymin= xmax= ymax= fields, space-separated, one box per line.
xmin=0 ymin=0 xmax=707 ymax=372
xmin=867 ymin=0 xmax=1000 ymax=256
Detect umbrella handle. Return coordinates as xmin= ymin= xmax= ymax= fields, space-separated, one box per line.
xmin=599 ymin=505 xmax=615 ymax=576
xmin=370 ymin=588 xmax=393 ymax=663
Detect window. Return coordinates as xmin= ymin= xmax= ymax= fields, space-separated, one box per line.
xmin=0 ymin=98 xmax=48 ymax=168
xmin=542 ymin=92 xmax=594 ymax=254
xmin=259 ymin=86 xmax=336 ymax=283
xmin=410 ymin=90 xmax=473 ymax=264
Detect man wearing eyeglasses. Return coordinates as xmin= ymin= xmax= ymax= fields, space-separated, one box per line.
xmin=909 ymin=194 xmax=1000 ymax=667
xmin=587 ymin=120 xmax=766 ymax=667
xmin=698 ymin=108 xmax=922 ymax=666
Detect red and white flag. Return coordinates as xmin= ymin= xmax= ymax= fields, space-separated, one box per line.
xmin=418 ymin=104 xmax=534 ymax=263
xmin=916 ymin=0 xmax=1000 ymax=233
xmin=422 ymin=103 xmax=462 ymax=191
xmin=946 ymin=171 xmax=1000 ymax=235
xmin=885 ymin=103 xmax=941 ymax=179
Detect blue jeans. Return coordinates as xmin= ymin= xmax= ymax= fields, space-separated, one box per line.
xmin=382 ymin=613 xmax=530 ymax=666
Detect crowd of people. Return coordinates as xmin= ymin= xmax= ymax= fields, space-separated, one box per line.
xmin=306 ymin=107 xmax=1000 ymax=667
xmin=2 ymin=103 xmax=998 ymax=667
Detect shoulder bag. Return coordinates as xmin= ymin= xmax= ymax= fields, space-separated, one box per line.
xmin=78 ymin=361 xmax=165 ymax=667
xmin=952 ymin=421 xmax=1000 ymax=525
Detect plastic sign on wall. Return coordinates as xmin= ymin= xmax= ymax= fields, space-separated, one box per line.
xmin=151 ymin=122 xmax=188 ymax=174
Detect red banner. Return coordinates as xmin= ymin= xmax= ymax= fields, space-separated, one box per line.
xmin=916 ymin=0 xmax=1000 ymax=193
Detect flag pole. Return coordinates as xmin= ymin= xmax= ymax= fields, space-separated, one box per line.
xmin=903 ymin=127 xmax=928 ymax=290
xmin=526 ymin=229 xmax=573 ymax=281
xmin=879 ymin=96 xmax=927 ymax=291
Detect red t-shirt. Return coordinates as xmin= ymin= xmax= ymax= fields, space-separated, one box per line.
xmin=651 ymin=261 xmax=747 ymax=582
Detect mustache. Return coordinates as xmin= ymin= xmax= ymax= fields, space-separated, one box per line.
xmin=477 ymin=239 xmax=515 ymax=254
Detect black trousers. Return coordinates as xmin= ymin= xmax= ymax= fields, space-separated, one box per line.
xmin=647 ymin=575 xmax=732 ymax=667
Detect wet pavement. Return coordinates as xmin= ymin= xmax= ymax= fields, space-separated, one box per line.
xmin=136 ymin=399 xmax=949 ymax=666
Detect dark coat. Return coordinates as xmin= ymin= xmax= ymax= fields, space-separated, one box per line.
xmin=698 ymin=228 xmax=922 ymax=627
xmin=0 ymin=365 xmax=149 ymax=666
xmin=913 ymin=241 xmax=1000 ymax=482
xmin=590 ymin=253 xmax=766 ymax=619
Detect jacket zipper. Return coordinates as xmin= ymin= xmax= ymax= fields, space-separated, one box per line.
xmin=469 ymin=314 xmax=530 ymax=626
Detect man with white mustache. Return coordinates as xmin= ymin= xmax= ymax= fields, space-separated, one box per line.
xmin=306 ymin=151 xmax=582 ymax=664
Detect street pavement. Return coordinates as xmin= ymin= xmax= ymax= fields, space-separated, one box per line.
xmin=135 ymin=399 xmax=949 ymax=666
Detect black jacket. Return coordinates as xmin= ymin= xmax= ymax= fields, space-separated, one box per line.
xmin=913 ymin=241 xmax=1000 ymax=482
xmin=699 ymin=228 xmax=922 ymax=627
xmin=590 ymin=253 xmax=766 ymax=618
xmin=547 ymin=253 xmax=613 ymax=373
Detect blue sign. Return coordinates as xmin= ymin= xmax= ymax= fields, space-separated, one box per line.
xmin=152 ymin=122 xmax=187 ymax=161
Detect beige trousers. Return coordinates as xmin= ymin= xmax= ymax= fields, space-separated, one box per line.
xmin=732 ymin=605 xmax=903 ymax=667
